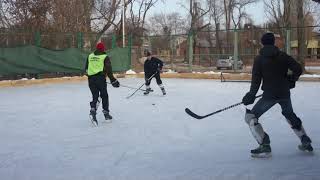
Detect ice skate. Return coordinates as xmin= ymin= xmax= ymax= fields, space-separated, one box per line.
xmin=161 ymin=87 xmax=166 ymax=95
xmin=251 ymin=144 xmax=272 ymax=158
xmin=103 ymin=110 xmax=112 ymax=123
xmin=143 ymin=87 xmax=153 ymax=95
xmin=298 ymin=135 xmax=313 ymax=152
xmin=89 ymin=108 xmax=98 ymax=126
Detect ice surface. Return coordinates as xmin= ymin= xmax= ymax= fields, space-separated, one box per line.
xmin=0 ymin=78 xmax=319 ymax=180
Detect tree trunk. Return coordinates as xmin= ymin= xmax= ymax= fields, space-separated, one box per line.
xmin=297 ymin=0 xmax=306 ymax=72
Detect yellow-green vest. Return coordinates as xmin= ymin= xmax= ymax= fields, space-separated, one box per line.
xmin=87 ymin=53 xmax=107 ymax=76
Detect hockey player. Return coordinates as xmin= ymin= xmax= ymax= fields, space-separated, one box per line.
xmin=143 ymin=49 xmax=166 ymax=95
xmin=85 ymin=42 xmax=120 ymax=125
xmin=242 ymin=33 xmax=313 ymax=158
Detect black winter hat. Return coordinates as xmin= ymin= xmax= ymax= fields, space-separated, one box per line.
xmin=144 ymin=49 xmax=151 ymax=56
xmin=261 ymin=33 xmax=275 ymax=45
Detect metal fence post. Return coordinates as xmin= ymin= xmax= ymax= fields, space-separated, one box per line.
xmin=188 ymin=31 xmax=194 ymax=71
xmin=286 ymin=29 xmax=291 ymax=55
xmin=233 ymin=29 xmax=239 ymax=70
xmin=112 ymin=34 xmax=117 ymax=49
xmin=128 ymin=34 xmax=132 ymax=69
xmin=35 ymin=31 xmax=41 ymax=47
xmin=77 ymin=32 xmax=83 ymax=49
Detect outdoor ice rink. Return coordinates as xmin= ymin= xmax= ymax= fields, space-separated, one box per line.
xmin=0 ymin=78 xmax=319 ymax=180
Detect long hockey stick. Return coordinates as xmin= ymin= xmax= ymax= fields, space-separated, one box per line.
xmin=107 ymin=82 xmax=146 ymax=91
xmin=185 ymin=94 xmax=263 ymax=119
xmin=126 ymin=72 xmax=158 ymax=99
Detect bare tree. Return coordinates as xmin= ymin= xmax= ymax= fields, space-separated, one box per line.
xmin=263 ymin=0 xmax=293 ymax=36
xmin=127 ymin=0 xmax=159 ymax=36
xmin=223 ymin=0 xmax=232 ymax=30
xmin=50 ymin=0 xmax=93 ymax=33
xmin=230 ymin=0 xmax=257 ymax=29
xmin=207 ymin=0 xmax=224 ymax=54
xmin=90 ymin=0 xmax=121 ymax=41
xmin=220 ymin=0 xmax=256 ymax=54
xmin=297 ymin=0 xmax=306 ymax=71
xmin=147 ymin=12 xmax=187 ymax=35
xmin=1 ymin=0 xmax=52 ymax=31
xmin=0 ymin=0 xmax=14 ymax=27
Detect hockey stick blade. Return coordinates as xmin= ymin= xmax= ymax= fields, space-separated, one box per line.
xmin=185 ymin=108 xmax=210 ymax=119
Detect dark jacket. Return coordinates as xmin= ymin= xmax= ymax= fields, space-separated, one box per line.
xmin=249 ymin=45 xmax=302 ymax=98
xmin=84 ymin=50 xmax=116 ymax=82
xmin=144 ymin=57 xmax=163 ymax=75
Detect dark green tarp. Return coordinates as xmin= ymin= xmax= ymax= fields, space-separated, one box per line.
xmin=0 ymin=46 xmax=130 ymax=75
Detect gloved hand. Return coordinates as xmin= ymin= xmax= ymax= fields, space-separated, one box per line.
xmin=111 ymin=79 xmax=120 ymax=88
xmin=287 ymin=74 xmax=298 ymax=89
xmin=157 ymin=67 xmax=162 ymax=73
xmin=242 ymin=92 xmax=256 ymax=105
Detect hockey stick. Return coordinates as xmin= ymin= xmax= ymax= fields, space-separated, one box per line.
xmin=126 ymin=72 xmax=158 ymax=99
xmin=185 ymin=94 xmax=263 ymax=119
xmin=106 ymin=82 xmax=146 ymax=91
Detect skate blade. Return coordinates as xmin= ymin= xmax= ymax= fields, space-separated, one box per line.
xmin=251 ymin=152 xmax=272 ymax=158
xmin=298 ymin=145 xmax=313 ymax=153
xmin=104 ymin=119 xmax=112 ymax=123
xmin=89 ymin=115 xmax=98 ymax=126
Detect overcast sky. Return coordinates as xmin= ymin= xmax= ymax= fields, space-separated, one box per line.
xmin=148 ymin=0 xmax=266 ymax=25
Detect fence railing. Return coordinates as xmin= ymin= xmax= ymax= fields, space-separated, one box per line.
xmin=1 ymin=26 xmax=319 ymax=74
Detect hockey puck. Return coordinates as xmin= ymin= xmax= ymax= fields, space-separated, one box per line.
xmin=152 ymin=103 xmax=155 ymax=105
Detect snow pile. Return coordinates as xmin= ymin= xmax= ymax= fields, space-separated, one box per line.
xmin=20 ymin=78 xmax=28 ymax=81
xmin=164 ymin=69 xmax=177 ymax=74
xmin=125 ymin=69 xmax=137 ymax=74
xmin=203 ymin=71 xmax=221 ymax=74
xmin=301 ymin=74 xmax=320 ymax=78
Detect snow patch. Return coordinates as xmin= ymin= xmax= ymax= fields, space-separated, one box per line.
xmin=203 ymin=71 xmax=221 ymax=74
xmin=301 ymin=74 xmax=320 ymax=78
xmin=126 ymin=69 xmax=137 ymax=74
xmin=164 ymin=69 xmax=177 ymax=74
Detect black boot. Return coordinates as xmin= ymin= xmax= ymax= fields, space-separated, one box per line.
xmin=144 ymin=87 xmax=153 ymax=95
xmin=250 ymin=133 xmax=271 ymax=158
xmin=103 ymin=110 xmax=112 ymax=123
xmin=89 ymin=108 xmax=98 ymax=126
xmin=251 ymin=144 xmax=272 ymax=158
xmin=298 ymin=135 xmax=313 ymax=152
xmin=161 ymin=87 xmax=166 ymax=95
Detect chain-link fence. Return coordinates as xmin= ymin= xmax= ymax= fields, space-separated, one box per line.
xmin=1 ymin=26 xmax=319 ymax=79
xmin=132 ymin=26 xmax=320 ymax=73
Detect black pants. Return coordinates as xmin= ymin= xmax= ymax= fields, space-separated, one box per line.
xmin=145 ymin=72 xmax=162 ymax=86
xmin=88 ymin=74 xmax=109 ymax=112
xmin=251 ymin=95 xmax=302 ymax=130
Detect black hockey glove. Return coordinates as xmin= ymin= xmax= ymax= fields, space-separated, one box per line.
xmin=157 ymin=67 xmax=162 ymax=73
xmin=111 ymin=79 xmax=120 ymax=88
xmin=287 ymin=74 xmax=298 ymax=89
xmin=242 ymin=92 xmax=256 ymax=105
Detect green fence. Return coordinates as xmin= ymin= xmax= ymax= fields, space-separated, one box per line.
xmin=0 ymin=30 xmax=132 ymax=77
xmin=1 ymin=26 xmax=319 ymax=76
